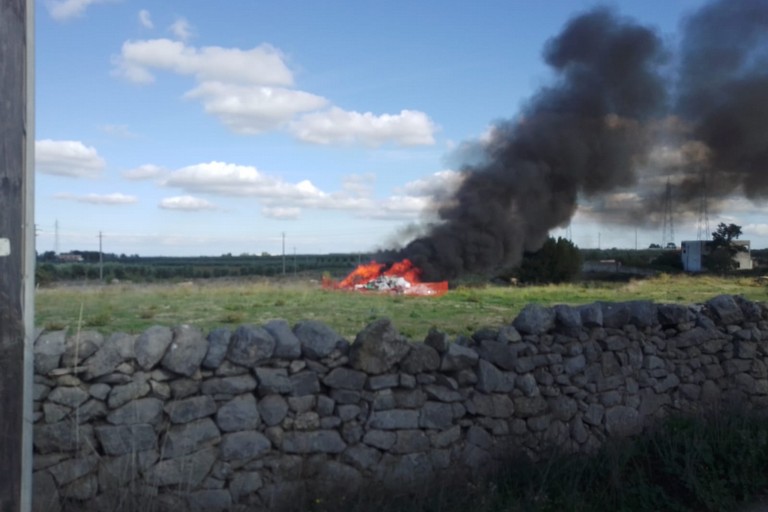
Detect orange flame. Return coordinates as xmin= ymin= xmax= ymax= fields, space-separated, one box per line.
xmin=325 ymin=258 xmax=448 ymax=297
xmin=337 ymin=261 xmax=386 ymax=288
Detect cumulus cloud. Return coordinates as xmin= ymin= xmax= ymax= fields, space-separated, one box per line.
xmin=367 ymin=195 xmax=431 ymax=220
xmin=138 ymin=9 xmax=153 ymax=28
xmin=45 ymin=0 xmax=115 ymax=21
xmin=159 ymin=195 xmax=217 ymax=211
xmin=397 ymin=170 xmax=463 ymax=198
xmin=185 ymin=82 xmax=327 ymax=134
xmin=743 ymin=223 xmax=768 ymax=237
xmin=36 ymin=139 xmax=106 ymax=178
xmin=162 ymin=161 xmax=465 ymax=221
xmin=164 ymin=161 xmax=328 ymax=202
xmin=54 ymin=192 xmax=137 ymax=204
xmin=122 ymin=164 xmax=166 ymax=180
xmin=169 ymin=17 xmax=192 ymax=41
xmin=113 ymin=36 xmax=437 ymax=145
xmin=291 ymin=108 xmax=437 ymax=146
xmin=113 ymin=38 xmax=294 ymax=86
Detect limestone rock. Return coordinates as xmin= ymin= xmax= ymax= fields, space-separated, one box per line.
xmin=349 ymin=318 xmax=411 ymax=374
xmin=293 ymin=320 xmax=343 ymax=360
xmin=258 ymin=394 xmax=289 ymax=426
xmin=202 ymin=328 xmax=231 ymax=369
xmin=282 ymin=430 xmax=346 ymax=454
xmin=440 ymin=342 xmax=479 ymax=371
xmin=216 ymin=394 xmax=261 ymax=432
xmin=106 ymin=397 xmax=163 ymax=425
xmin=264 ymin=319 xmax=302 ymax=359
xmin=164 ymin=395 xmax=217 ymax=424
xmin=707 ymin=295 xmax=744 ymax=325
xmin=35 ymin=330 xmax=68 ymax=375
xmin=322 ymin=367 xmax=367 ymax=390
xmin=134 ymin=326 xmax=173 ymax=370
xmin=219 ymin=431 xmax=271 ymax=461
xmin=400 ymin=343 xmax=440 ymax=374
xmin=227 ymin=324 xmax=276 ymax=367
xmin=161 ymin=325 xmax=208 ymax=377
xmin=162 ymin=418 xmax=221 ymax=459
xmin=513 ymin=304 xmax=555 ymax=335
xmin=144 ymin=448 xmax=216 ymax=486
xmin=61 ymin=331 xmax=103 ymax=367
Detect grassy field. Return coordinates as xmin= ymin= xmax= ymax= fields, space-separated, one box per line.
xmin=35 ymin=273 xmax=768 ymax=340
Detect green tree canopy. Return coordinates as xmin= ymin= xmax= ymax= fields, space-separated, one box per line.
xmin=705 ymin=223 xmax=745 ymax=274
xmin=514 ymin=237 xmax=582 ymax=284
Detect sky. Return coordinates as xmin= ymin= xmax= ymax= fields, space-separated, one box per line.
xmin=34 ymin=0 xmax=768 ymax=257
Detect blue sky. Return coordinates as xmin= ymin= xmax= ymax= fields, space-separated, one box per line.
xmin=37 ymin=0 xmax=766 ymax=257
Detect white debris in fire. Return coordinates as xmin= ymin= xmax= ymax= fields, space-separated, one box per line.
xmin=355 ymin=275 xmax=412 ymax=292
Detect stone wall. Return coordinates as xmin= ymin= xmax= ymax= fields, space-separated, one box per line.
xmin=31 ymin=294 xmax=768 ymax=511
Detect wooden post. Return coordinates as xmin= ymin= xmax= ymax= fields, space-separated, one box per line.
xmin=0 ymin=0 xmax=33 ymax=511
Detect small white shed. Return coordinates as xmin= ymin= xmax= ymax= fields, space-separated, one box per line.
xmin=681 ymin=240 xmax=753 ymax=272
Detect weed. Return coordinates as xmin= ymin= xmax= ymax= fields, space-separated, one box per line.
xmin=85 ymin=311 xmax=112 ymax=327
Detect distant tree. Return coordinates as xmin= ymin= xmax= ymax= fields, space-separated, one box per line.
xmin=648 ymin=243 xmax=661 ymax=249
xmin=513 ymin=237 xmax=582 ymax=284
xmin=38 ymin=250 xmax=57 ymax=262
xmin=705 ymin=222 xmax=745 ymax=273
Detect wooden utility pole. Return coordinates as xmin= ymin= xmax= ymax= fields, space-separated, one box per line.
xmin=1 ymin=0 xmax=34 ymax=511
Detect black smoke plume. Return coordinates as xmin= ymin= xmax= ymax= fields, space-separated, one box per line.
xmin=385 ymin=1 xmax=768 ymax=282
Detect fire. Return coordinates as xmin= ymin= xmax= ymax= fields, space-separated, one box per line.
xmin=324 ymin=258 xmax=448 ymax=297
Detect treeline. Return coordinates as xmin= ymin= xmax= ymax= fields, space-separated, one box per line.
xmin=35 ymin=252 xmax=371 ymax=285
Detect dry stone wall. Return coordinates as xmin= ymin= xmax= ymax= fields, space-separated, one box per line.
xmin=31 ymin=294 xmax=768 ymax=511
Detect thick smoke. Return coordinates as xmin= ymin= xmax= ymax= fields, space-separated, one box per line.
xmin=396 ymin=8 xmax=668 ymax=280
xmin=387 ymin=0 xmax=768 ymax=281
xmin=674 ymin=0 xmax=768 ymax=205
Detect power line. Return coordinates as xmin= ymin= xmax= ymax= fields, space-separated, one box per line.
xmin=696 ymin=170 xmax=710 ymax=241
xmin=98 ymin=231 xmax=104 ymax=282
xmin=661 ymin=177 xmax=675 ymax=248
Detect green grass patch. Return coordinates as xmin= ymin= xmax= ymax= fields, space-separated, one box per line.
xmin=35 ymin=274 xmax=768 ymax=340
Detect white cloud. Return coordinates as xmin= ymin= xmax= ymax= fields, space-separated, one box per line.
xmin=36 ymin=140 xmax=106 ymax=178
xmin=164 ymin=161 xmax=328 ymax=202
xmin=163 ymin=161 xmax=466 ymax=221
xmin=122 ymin=164 xmax=165 ymax=181
xmin=262 ymin=206 xmax=301 ymax=220
xmin=367 ymin=195 xmax=431 ymax=220
xmin=291 ymin=108 xmax=437 ymax=146
xmin=45 ymin=0 xmax=115 ymax=21
xmin=185 ymin=82 xmax=327 ymax=134
xmin=54 ymin=192 xmax=138 ymax=205
xmin=138 ymin=9 xmax=153 ymax=29
xmin=342 ymin=174 xmax=375 ymax=198
xmin=159 ymin=195 xmax=217 ymax=211
xmin=100 ymin=124 xmax=138 ymax=138
xmin=113 ymin=37 xmax=437 ymax=146
xmin=744 ymin=223 xmax=768 ymax=237
xmin=169 ymin=17 xmax=192 ymax=41
xmin=113 ymin=38 xmax=294 ymax=86
xmin=398 ymin=170 xmax=463 ymax=198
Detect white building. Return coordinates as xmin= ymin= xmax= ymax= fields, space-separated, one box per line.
xmin=680 ymin=240 xmax=753 ymax=272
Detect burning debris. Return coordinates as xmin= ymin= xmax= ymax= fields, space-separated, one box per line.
xmin=324 ymin=258 xmax=448 ymax=296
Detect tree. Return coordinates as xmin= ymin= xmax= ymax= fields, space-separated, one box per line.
xmin=513 ymin=237 xmax=582 ymax=284
xmin=705 ymin=222 xmax=745 ymax=273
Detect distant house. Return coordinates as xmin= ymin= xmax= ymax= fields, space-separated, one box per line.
xmin=57 ymin=253 xmax=84 ymax=263
xmin=680 ymin=240 xmax=753 ymax=272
